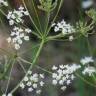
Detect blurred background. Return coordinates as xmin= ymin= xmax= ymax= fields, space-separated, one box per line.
xmin=0 ymin=0 xmax=96 ymax=96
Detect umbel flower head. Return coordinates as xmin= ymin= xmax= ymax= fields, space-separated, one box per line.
xmin=52 ymin=20 xmax=75 ymax=35
xmin=80 ymin=56 xmax=94 ymax=65
xmin=52 ymin=64 xmax=81 ymax=91
xmin=80 ymin=56 xmax=96 ymax=76
xmin=7 ymin=26 xmax=32 ymax=50
xmin=52 ymin=19 xmax=75 ymax=41
xmin=20 ymin=71 xmax=45 ymax=95
xmin=7 ymin=6 xmax=29 ymax=25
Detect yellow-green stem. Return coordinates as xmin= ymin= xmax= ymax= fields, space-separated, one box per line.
xmin=11 ymin=40 xmax=44 ymax=93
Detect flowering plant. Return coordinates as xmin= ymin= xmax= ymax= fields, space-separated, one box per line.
xmin=0 ymin=0 xmax=96 ymax=96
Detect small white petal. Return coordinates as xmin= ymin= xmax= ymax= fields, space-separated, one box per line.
xmin=36 ymin=90 xmax=41 ymax=94
xmin=28 ymin=87 xmax=33 ymax=92
xmin=24 ymin=36 xmax=29 ymax=41
xmin=61 ymin=86 xmax=66 ymax=91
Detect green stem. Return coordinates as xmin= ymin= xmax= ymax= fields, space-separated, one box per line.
xmin=31 ymin=0 xmax=42 ymax=33
xmin=86 ymin=37 xmax=93 ymax=56
xmin=5 ymin=59 xmax=16 ymax=94
xmin=47 ymin=33 xmax=63 ymax=41
xmin=46 ymin=0 xmax=63 ymax=36
xmin=10 ymin=40 xmax=44 ymax=93
xmin=44 ymin=12 xmax=50 ymax=37
xmin=19 ymin=57 xmax=52 ymax=74
xmin=92 ymin=74 xmax=96 ymax=84
xmin=0 ymin=9 xmax=40 ymax=38
xmin=22 ymin=0 xmax=42 ymax=37
xmin=76 ymin=73 xmax=96 ymax=88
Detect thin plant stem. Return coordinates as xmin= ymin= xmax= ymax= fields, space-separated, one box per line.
xmin=44 ymin=13 xmax=50 ymax=37
xmin=36 ymin=65 xmax=52 ymax=74
xmin=47 ymin=33 xmax=64 ymax=41
xmin=10 ymin=40 xmax=44 ymax=93
xmin=0 ymin=48 xmax=13 ymax=56
xmin=46 ymin=0 xmax=63 ymax=36
xmin=22 ymin=0 xmax=42 ymax=37
xmin=17 ymin=60 xmax=26 ymax=73
xmin=0 ymin=9 xmax=40 ymax=38
xmin=19 ymin=44 xmax=40 ymax=55
xmin=31 ymin=0 xmax=42 ymax=33
xmin=86 ymin=37 xmax=93 ymax=56
xmin=19 ymin=57 xmax=52 ymax=74
xmin=47 ymin=34 xmax=82 ymax=42
xmin=92 ymin=74 xmax=96 ymax=83
xmin=0 ymin=9 xmax=6 ymax=16
xmin=0 ymin=57 xmax=13 ymax=80
xmin=5 ymin=59 xmax=16 ymax=94
xmin=86 ymin=37 xmax=96 ymax=83
xmin=75 ymin=73 xmax=96 ymax=87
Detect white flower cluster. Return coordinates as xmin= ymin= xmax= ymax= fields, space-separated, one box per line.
xmin=82 ymin=66 xmax=96 ymax=76
xmin=7 ymin=6 xmax=29 ymax=25
xmin=7 ymin=26 xmax=31 ymax=50
xmin=52 ymin=64 xmax=81 ymax=91
xmin=80 ymin=56 xmax=94 ymax=65
xmin=52 ymin=20 xmax=75 ymax=41
xmin=0 ymin=0 xmax=8 ymax=6
xmin=52 ymin=20 xmax=75 ymax=34
xmin=80 ymin=56 xmax=96 ymax=76
xmin=20 ymin=71 xmax=45 ymax=94
xmin=2 ymin=93 xmax=12 ymax=96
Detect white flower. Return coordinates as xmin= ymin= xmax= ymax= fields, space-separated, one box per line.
xmin=69 ymin=36 xmax=74 ymax=41
xmin=24 ymin=36 xmax=29 ymax=41
xmin=7 ymin=37 xmax=11 ymax=43
xmin=15 ymin=44 xmax=20 ymax=50
xmin=0 ymin=0 xmax=8 ymax=6
xmin=27 ymin=81 xmax=32 ymax=86
xmin=52 ymin=73 xmax=57 ymax=78
xmin=33 ymin=83 xmax=38 ymax=88
xmin=2 ymin=94 xmax=6 ymax=96
xmin=7 ymin=93 xmax=12 ymax=96
xmin=24 ymin=76 xmax=29 ymax=82
xmin=80 ymin=56 xmax=94 ymax=65
xmin=2 ymin=93 xmax=12 ymax=96
xmin=52 ymin=64 xmax=81 ymax=91
xmin=28 ymin=70 xmax=32 ymax=75
xmin=82 ymin=0 xmax=93 ymax=9
xmin=52 ymin=65 xmax=57 ymax=70
xmin=61 ymin=86 xmax=66 ymax=91
xmin=66 ymin=80 xmax=71 ymax=85
xmin=20 ymin=82 xmax=25 ymax=89
xmin=52 ymin=20 xmax=75 ymax=35
xmin=7 ymin=6 xmax=29 ymax=25
xmin=40 ymin=81 xmax=44 ymax=86
xmin=80 ymin=56 xmax=96 ymax=76
xmin=25 ymin=28 xmax=32 ymax=33
xmin=82 ymin=66 xmax=96 ymax=76
xmin=52 ymin=79 xmax=57 ymax=85
xmin=59 ymin=80 xmax=64 ymax=85
xmin=28 ymin=87 xmax=33 ymax=92
xmin=7 ymin=26 xmax=31 ymax=50
xmin=20 ymin=71 xmax=45 ymax=95
xmin=36 ymin=90 xmax=41 ymax=94
xmin=9 ymin=20 xmax=14 ymax=25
